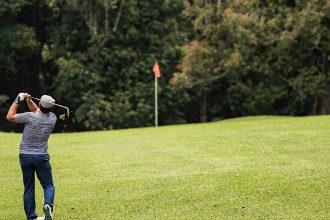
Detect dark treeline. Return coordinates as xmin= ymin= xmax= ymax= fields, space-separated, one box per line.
xmin=0 ymin=0 xmax=329 ymax=131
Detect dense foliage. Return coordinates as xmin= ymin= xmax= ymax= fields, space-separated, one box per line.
xmin=0 ymin=0 xmax=329 ymax=131
xmin=173 ymin=0 xmax=330 ymax=121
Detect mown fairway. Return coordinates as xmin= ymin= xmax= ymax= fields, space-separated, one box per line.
xmin=0 ymin=116 xmax=329 ymax=219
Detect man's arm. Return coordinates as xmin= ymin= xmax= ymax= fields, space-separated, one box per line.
xmin=6 ymin=102 xmax=19 ymax=122
xmin=25 ymin=94 xmax=39 ymax=112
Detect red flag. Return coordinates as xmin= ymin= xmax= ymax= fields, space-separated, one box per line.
xmin=153 ymin=62 xmax=161 ymax=78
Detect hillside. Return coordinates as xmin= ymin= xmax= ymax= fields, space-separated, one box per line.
xmin=0 ymin=116 xmax=329 ymax=219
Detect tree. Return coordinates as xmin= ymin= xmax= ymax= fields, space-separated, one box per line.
xmin=45 ymin=0 xmax=191 ymax=130
xmin=172 ymin=0 xmax=330 ymax=122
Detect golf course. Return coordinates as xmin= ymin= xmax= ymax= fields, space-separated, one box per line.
xmin=0 ymin=116 xmax=329 ymax=219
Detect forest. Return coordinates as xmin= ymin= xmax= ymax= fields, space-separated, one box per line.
xmin=0 ymin=0 xmax=329 ymax=131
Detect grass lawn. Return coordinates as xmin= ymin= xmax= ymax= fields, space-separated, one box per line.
xmin=0 ymin=116 xmax=329 ymax=219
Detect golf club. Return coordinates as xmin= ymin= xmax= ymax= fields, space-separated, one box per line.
xmin=31 ymin=97 xmax=70 ymax=118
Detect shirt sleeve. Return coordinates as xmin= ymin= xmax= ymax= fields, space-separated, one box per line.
xmin=51 ymin=112 xmax=58 ymax=122
xmin=15 ymin=112 xmax=32 ymax=124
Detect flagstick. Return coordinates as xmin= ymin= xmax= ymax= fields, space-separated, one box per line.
xmin=155 ymin=75 xmax=158 ymax=127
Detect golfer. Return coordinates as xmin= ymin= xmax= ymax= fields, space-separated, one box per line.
xmin=7 ymin=93 xmax=57 ymax=220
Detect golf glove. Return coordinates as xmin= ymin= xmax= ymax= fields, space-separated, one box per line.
xmin=15 ymin=93 xmax=25 ymax=104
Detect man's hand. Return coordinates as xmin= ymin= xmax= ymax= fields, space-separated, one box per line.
xmin=15 ymin=93 xmax=26 ymax=104
xmin=24 ymin=93 xmax=31 ymax=101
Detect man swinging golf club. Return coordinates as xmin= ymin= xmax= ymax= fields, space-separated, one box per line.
xmin=7 ymin=93 xmax=56 ymax=220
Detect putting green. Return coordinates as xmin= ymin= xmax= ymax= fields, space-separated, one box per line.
xmin=0 ymin=116 xmax=329 ymax=219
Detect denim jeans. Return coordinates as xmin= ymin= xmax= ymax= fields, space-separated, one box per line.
xmin=19 ymin=154 xmax=55 ymax=219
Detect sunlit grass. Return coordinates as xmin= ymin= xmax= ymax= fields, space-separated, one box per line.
xmin=0 ymin=116 xmax=329 ymax=219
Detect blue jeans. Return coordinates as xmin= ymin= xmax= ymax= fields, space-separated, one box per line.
xmin=19 ymin=154 xmax=55 ymax=219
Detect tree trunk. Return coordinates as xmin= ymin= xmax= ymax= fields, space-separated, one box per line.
xmin=104 ymin=0 xmax=109 ymax=35
xmin=113 ymin=0 xmax=125 ymax=32
xmin=200 ymin=87 xmax=208 ymax=122
xmin=216 ymin=0 xmax=221 ymax=15
xmin=320 ymin=84 xmax=330 ymax=114
xmin=313 ymin=96 xmax=318 ymax=114
xmin=312 ymin=84 xmax=330 ymax=114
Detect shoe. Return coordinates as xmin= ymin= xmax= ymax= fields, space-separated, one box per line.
xmin=34 ymin=217 xmax=45 ymax=220
xmin=43 ymin=204 xmax=53 ymax=220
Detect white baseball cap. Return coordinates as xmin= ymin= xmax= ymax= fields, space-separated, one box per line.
xmin=40 ymin=95 xmax=55 ymax=108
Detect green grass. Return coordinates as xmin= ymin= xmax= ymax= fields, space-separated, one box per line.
xmin=0 ymin=116 xmax=329 ymax=219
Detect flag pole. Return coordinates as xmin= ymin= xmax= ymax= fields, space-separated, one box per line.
xmin=155 ymin=75 xmax=158 ymax=127
xmin=153 ymin=61 xmax=160 ymax=127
